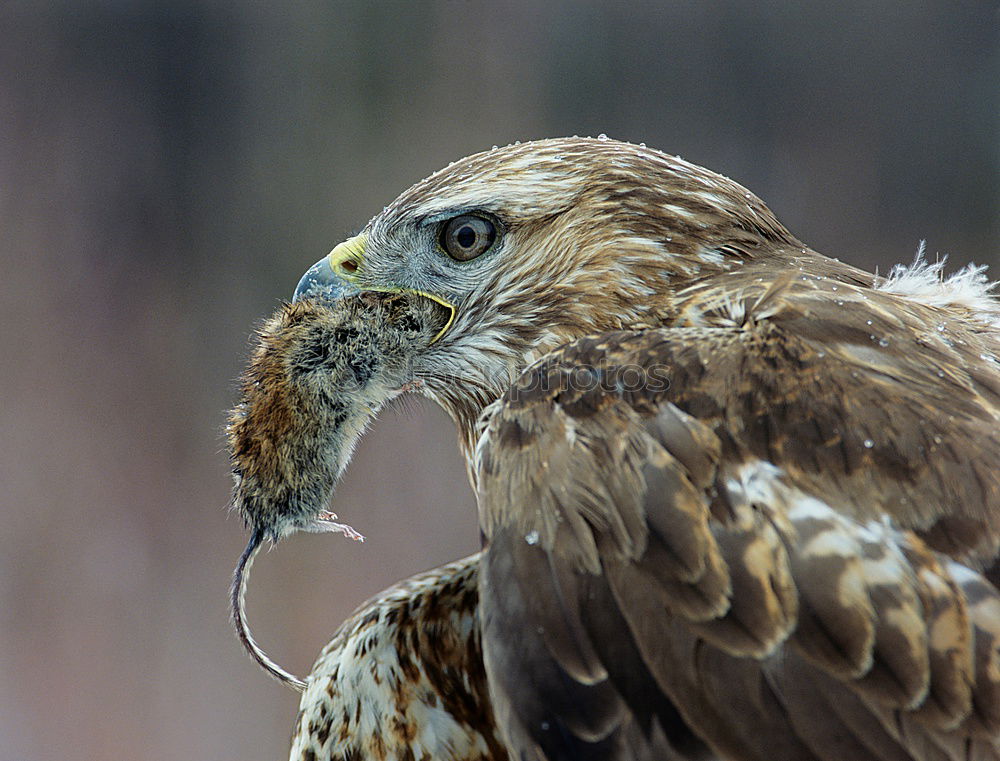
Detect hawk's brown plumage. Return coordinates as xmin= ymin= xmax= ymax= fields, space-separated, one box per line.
xmin=229 ymin=138 xmax=1000 ymax=761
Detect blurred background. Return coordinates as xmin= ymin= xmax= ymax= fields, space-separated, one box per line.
xmin=1 ymin=1 xmax=997 ymax=758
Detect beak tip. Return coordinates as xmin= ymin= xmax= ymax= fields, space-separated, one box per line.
xmin=292 ymin=256 xmax=360 ymax=303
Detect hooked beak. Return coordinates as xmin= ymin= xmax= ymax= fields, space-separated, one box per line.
xmin=293 ymin=235 xmax=366 ymax=303
xmin=292 ymin=233 xmax=456 ymax=343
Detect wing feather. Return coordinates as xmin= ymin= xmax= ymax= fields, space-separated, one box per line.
xmin=476 ymin=293 xmax=1000 ymax=761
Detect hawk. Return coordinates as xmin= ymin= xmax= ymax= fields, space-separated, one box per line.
xmin=228 ymin=137 xmax=1000 ymax=761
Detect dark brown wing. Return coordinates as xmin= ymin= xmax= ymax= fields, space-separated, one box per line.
xmin=474 ymin=282 xmax=1000 ymax=761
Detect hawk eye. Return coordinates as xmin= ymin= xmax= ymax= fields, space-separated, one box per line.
xmin=440 ymin=215 xmax=497 ymax=261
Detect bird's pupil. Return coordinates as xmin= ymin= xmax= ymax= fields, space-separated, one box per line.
xmin=457 ymin=225 xmax=476 ymax=248
xmin=440 ymin=214 xmax=496 ymax=261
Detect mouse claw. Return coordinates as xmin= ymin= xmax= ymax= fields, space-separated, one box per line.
xmin=309 ymin=510 xmax=365 ymax=542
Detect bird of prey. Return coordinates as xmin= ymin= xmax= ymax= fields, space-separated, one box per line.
xmin=229 ymin=137 xmax=1000 ymax=761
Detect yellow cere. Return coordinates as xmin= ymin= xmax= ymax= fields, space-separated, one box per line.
xmin=328 ymin=233 xmax=367 ymax=277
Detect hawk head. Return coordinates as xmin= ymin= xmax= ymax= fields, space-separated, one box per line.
xmin=294 ymin=137 xmax=800 ymax=453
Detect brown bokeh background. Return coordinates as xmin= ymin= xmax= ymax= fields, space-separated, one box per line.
xmin=1 ymin=2 xmax=997 ymax=759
